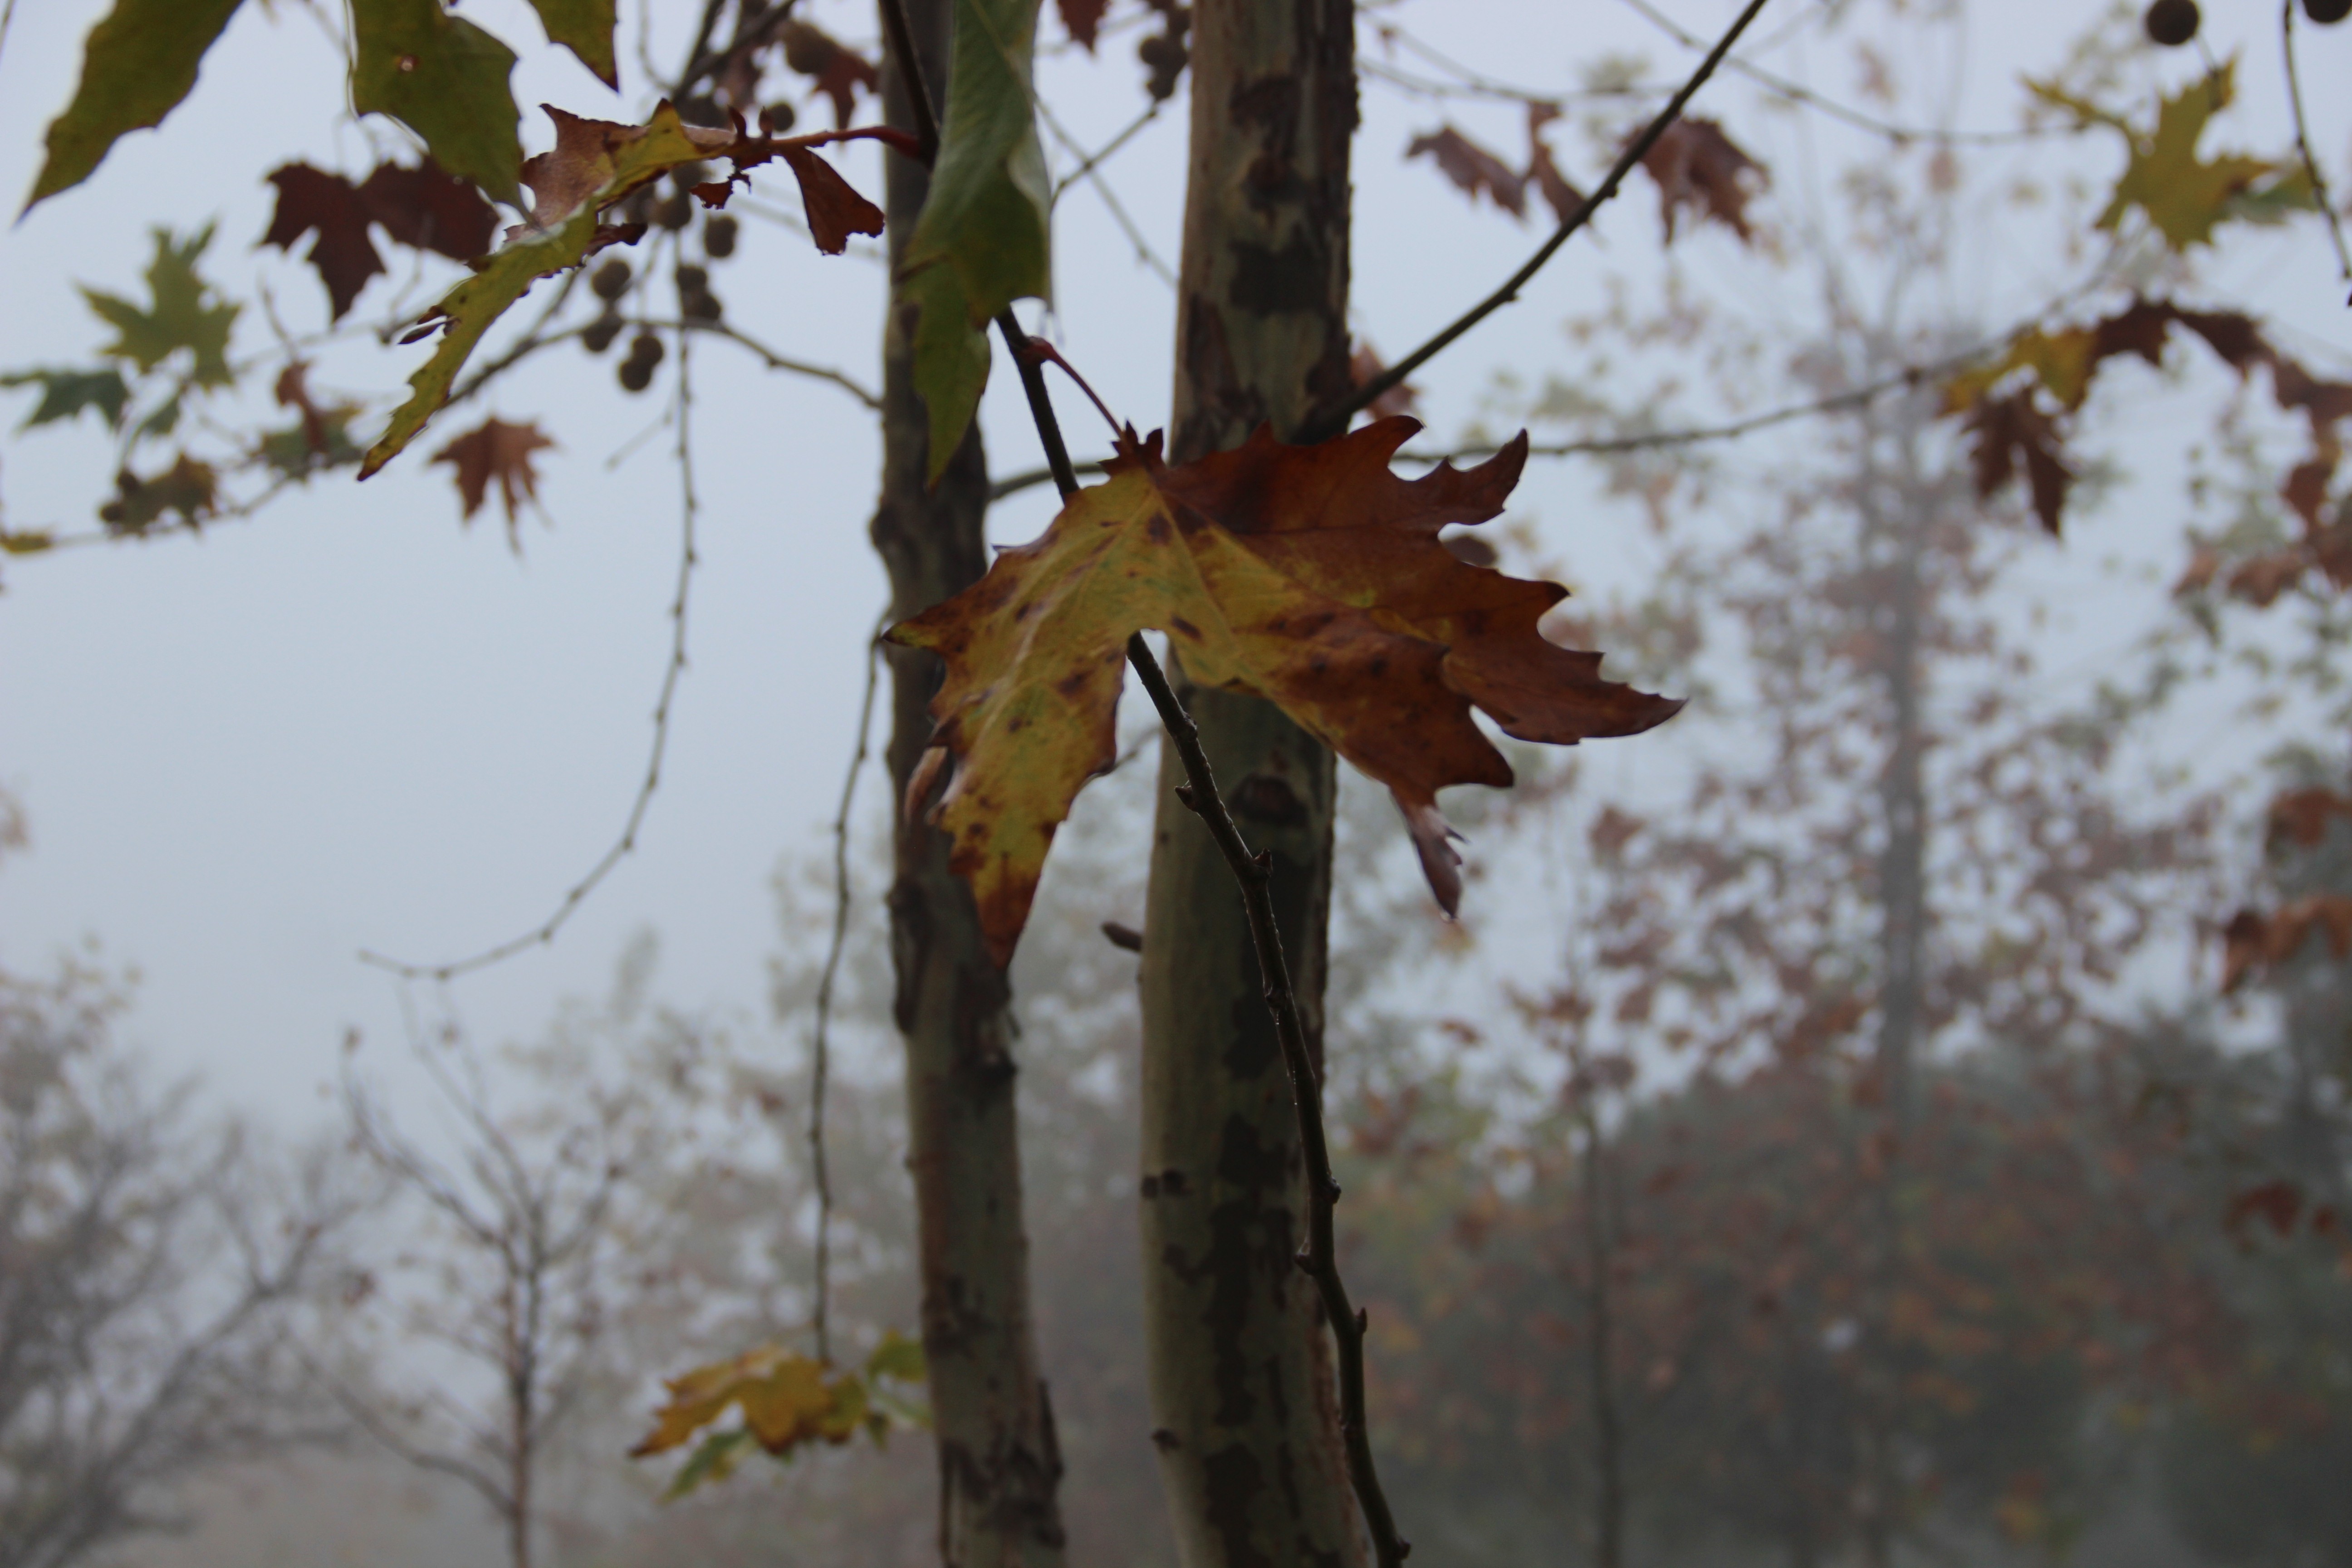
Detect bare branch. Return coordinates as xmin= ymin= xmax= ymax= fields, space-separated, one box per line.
xmin=360 ymin=331 xmax=704 ymax=982
xmin=1310 ymin=0 xmax=1777 ymax=442
xmin=2281 ymin=0 xmax=2352 ymax=302
xmin=809 ymin=625 xmax=884 ymax=1364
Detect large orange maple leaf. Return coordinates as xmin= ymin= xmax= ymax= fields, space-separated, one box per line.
xmin=888 ymin=417 xmax=1682 ymax=966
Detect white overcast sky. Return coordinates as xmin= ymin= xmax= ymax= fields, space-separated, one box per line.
xmin=2 ymin=0 xmax=2346 ymax=1126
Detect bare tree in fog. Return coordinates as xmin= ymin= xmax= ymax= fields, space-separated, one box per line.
xmin=0 ymin=954 xmax=350 ymax=1568
xmin=331 ymin=998 xmax=637 ymax=1568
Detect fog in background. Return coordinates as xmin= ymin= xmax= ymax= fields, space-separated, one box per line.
xmin=5 ymin=0 xmax=2352 ymax=1562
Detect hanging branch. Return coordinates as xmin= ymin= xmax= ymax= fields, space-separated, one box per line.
xmin=990 ymin=305 xmax=1413 ymax=1564
xmin=1120 ymin=639 xmax=1412 ymax=1568
xmin=1312 ymin=0 xmax=1776 ymax=442
xmin=361 ymin=330 xmax=701 ymax=981
xmin=808 ymin=627 xmax=883 ymax=1365
xmin=2281 ymin=0 xmax=2352 ymax=302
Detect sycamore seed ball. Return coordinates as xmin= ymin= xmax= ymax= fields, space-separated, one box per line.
xmin=2143 ymin=0 xmax=2199 ymax=45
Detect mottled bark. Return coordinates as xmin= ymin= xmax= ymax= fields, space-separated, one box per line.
xmin=872 ymin=3 xmax=1067 ymax=1562
xmin=1137 ymin=3 xmax=1364 ymax=1565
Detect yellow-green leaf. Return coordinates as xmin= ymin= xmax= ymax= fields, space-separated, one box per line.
xmin=352 ymin=0 xmax=524 ymax=207
xmin=1943 ymin=326 xmax=2097 ymax=414
xmin=892 ymin=0 xmax=1052 ymax=480
xmin=863 ymin=1329 xmax=926 ymax=1385
xmin=361 ymin=104 xmax=730 ymax=476
xmin=79 ymin=228 xmax=238 ymax=388
xmin=887 ymin=421 xmax=1679 ymax=963
xmin=525 ymin=0 xmax=618 ymax=88
xmin=664 ymin=1428 xmax=756 ymax=1498
xmin=23 ymin=0 xmax=243 ymax=211
xmin=631 ymin=1338 xmax=926 ymax=1496
xmin=2091 ymin=64 xmax=2310 ymax=251
xmin=359 ymin=207 xmax=596 ymax=478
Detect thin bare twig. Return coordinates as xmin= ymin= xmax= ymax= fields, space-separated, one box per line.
xmin=1311 ymin=0 xmax=1775 ymax=441
xmin=2281 ymin=0 xmax=2352 ymax=302
xmin=989 ymin=358 xmax=1938 ymax=502
xmin=1615 ymin=0 xmax=2056 ymax=147
xmin=1051 ymin=102 xmax=1160 ymax=206
xmin=1039 ymin=103 xmax=1176 ymax=284
xmin=809 ymin=625 xmax=883 ymax=1365
xmin=360 ymin=331 xmax=701 ymax=981
xmin=1122 ymin=637 xmax=1411 ymax=1568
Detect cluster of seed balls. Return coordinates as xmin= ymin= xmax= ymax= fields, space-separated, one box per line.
xmin=578 ymin=148 xmax=756 ymax=391
xmin=2145 ymin=0 xmax=2345 ymax=44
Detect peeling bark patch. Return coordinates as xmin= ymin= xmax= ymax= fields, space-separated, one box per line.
xmin=1224 ymin=990 xmax=1279 ymax=1079
xmin=885 ymin=876 xmax=930 ymax=1034
xmin=1203 ymin=1445 xmax=1276 ymax=1568
xmin=1231 ymin=772 xmax=1308 ymax=828
xmin=1274 ymin=1423 xmax=1302 ymax=1516
xmin=952 ymin=965 xmax=1017 ymax=1090
xmin=1142 ymin=1167 xmax=1192 ymax=1198
xmin=1204 ymin=1197 xmax=1262 ymax=1426
xmin=1228 ymin=234 xmax=1326 ymax=316
xmin=1230 ymin=73 xmax=1301 ymax=138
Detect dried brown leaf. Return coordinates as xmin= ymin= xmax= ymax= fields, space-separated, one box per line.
xmin=1962 ymin=390 xmax=2073 ymax=534
xmin=1407 ymin=126 xmax=1527 ymax=218
xmin=263 ymin=164 xmax=385 ymax=322
xmin=1638 ymin=117 xmax=1766 ymax=243
xmin=431 ymin=416 xmax=556 ymax=540
xmin=779 ymin=21 xmax=878 ymax=129
xmin=1057 ymin=0 xmax=1110 ymax=49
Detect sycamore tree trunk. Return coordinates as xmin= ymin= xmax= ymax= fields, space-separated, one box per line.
xmin=1136 ymin=4 xmax=1364 ymax=1564
xmin=872 ymin=4 xmax=1068 ymax=1563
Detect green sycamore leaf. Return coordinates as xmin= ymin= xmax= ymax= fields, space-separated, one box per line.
xmin=862 ymin=1330 xmax=926 ymax=1386
xmin=664 ymin=1428 xmax=757 ymax=1499
xmin=23 ymin=0 xmax=244 ymax=211
xmin=525 ymin=0 xmax=619 ymax=89
xmin=893 ymin=0 xmax=1051 ymax=480
xmin=351 ymin=0 xmax=524 ymax=208
xmin=2087 ymin=63 xmax=2314 ymax=250
xmin=0 ymin=368 xmax=131 ymax=431
xmin=79 ymin=228 xmax=239 ymax=388
xmin=361 ymin=105 xmax=721 ymax=477
xmin=361 ymin=207 xmax=596 ymax=478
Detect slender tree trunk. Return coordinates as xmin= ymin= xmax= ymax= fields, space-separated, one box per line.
xmin=1137 ymin=4 xmax=1363 ymax=1565
xmin=872 ymin=5 xmax=1067 ymax=1562
xmin=1580 ymin=1115 xmax=1625 ymax=1568
xmin=1856 ymin=408 xmax=1930 ymax=1568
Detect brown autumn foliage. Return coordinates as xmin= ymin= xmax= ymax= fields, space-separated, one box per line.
xmin=431 ymin=416 xmax=558 ymax=539
xmin=888 ymin=418 xmax=1680 ymax=960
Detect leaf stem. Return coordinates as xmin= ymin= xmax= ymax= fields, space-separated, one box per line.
xmin=1309 ymin=0 xmax=1774 ymax=441
xmin=995 ymin=311 xmax=1081 ymax=500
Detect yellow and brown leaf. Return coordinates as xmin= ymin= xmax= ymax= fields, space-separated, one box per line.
xmin=888 ymin=418 xmax=1682 ymax=965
